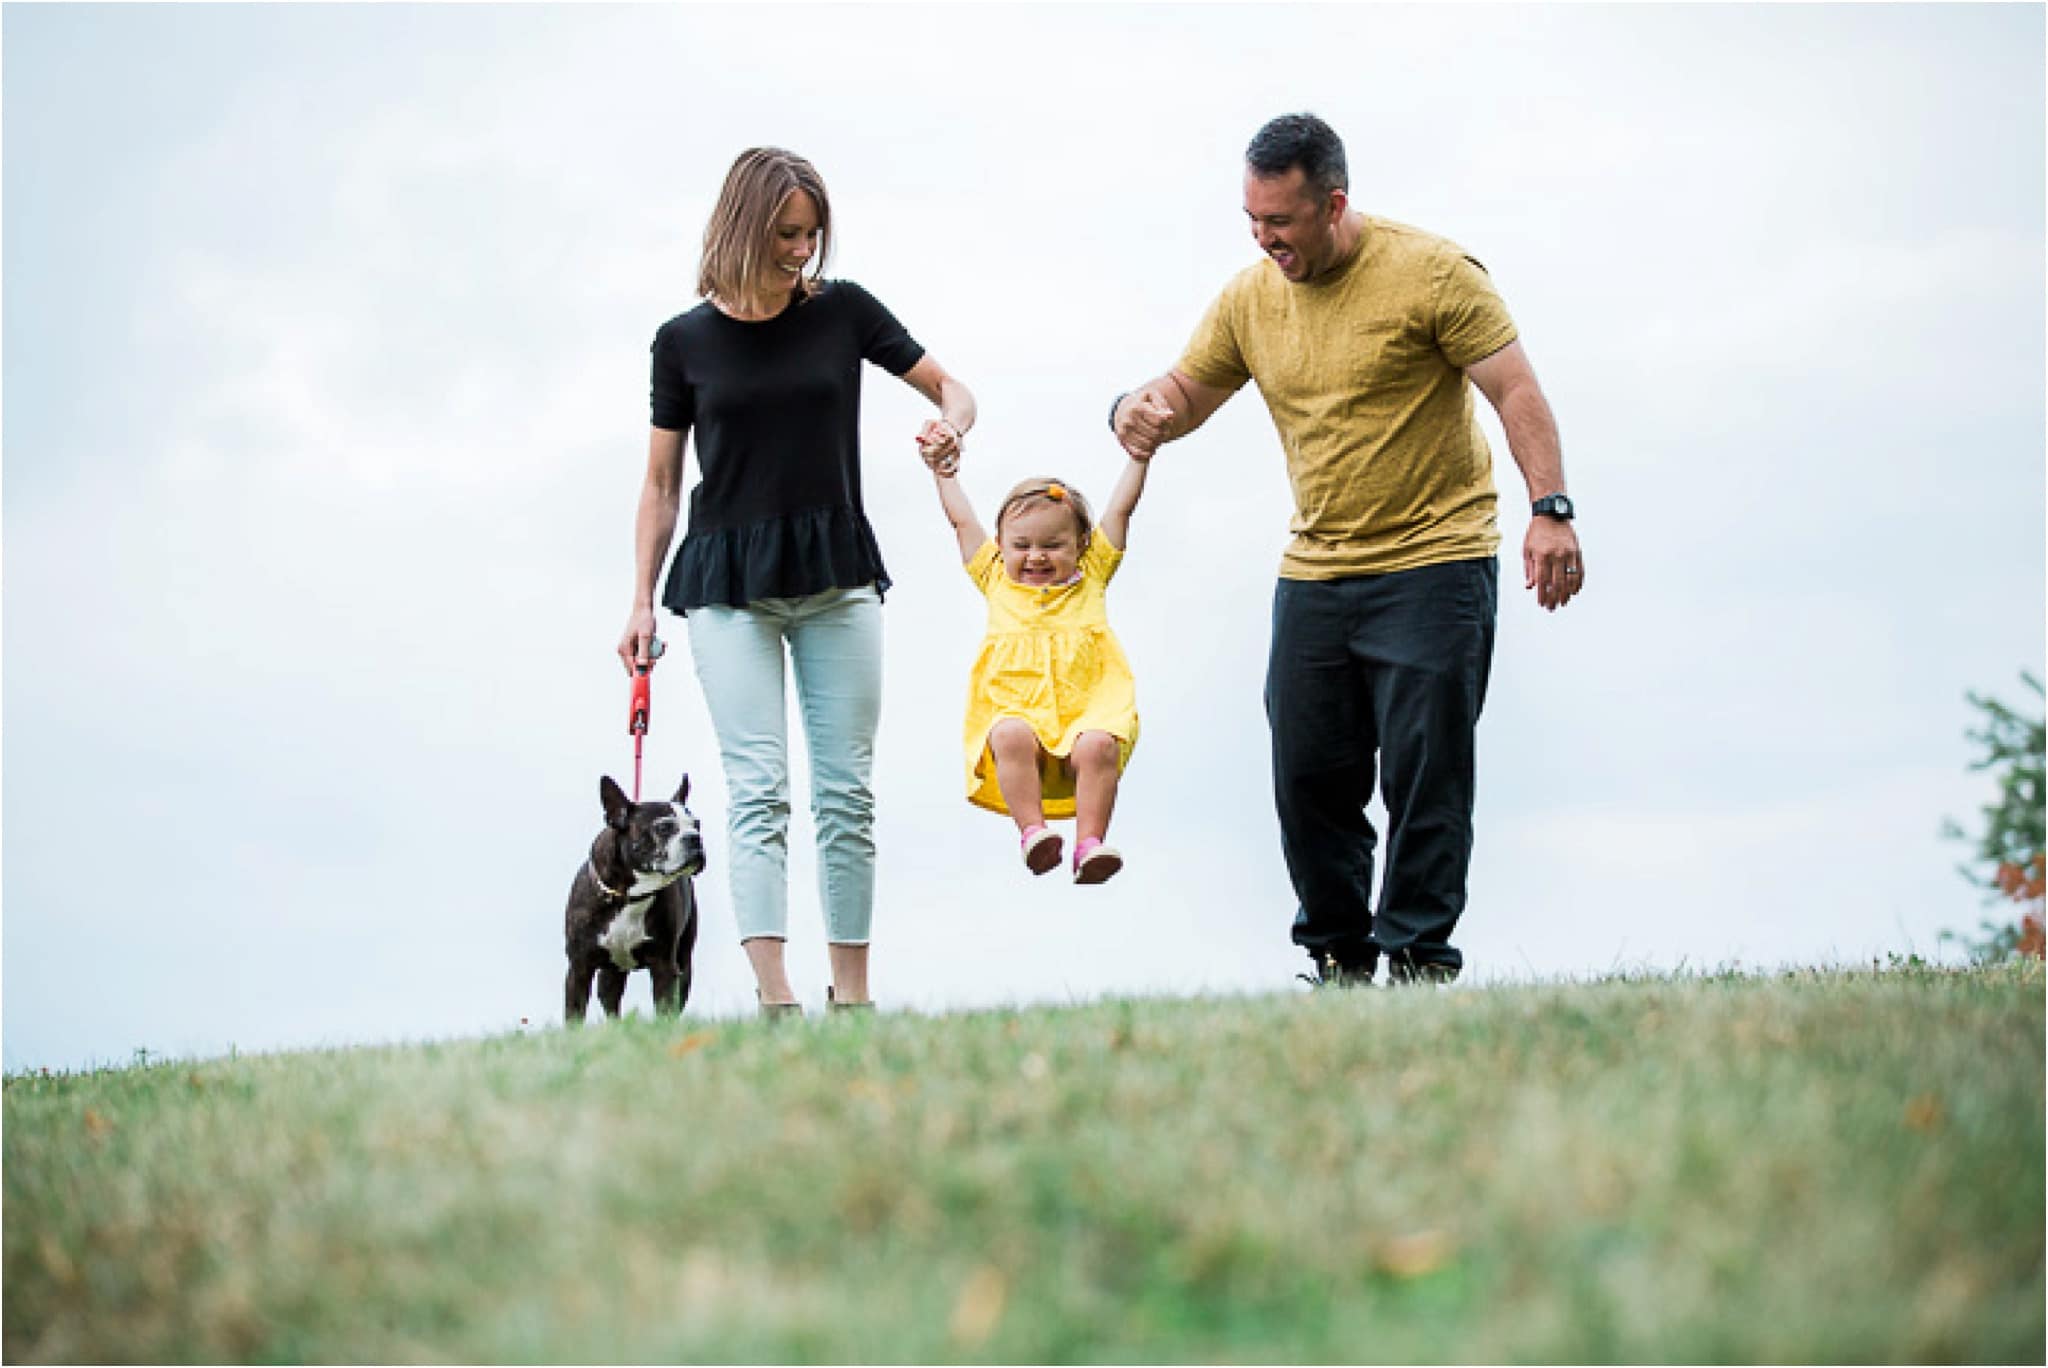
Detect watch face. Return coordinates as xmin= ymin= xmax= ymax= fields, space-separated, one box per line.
xmin=1555 ymin=495 xmax=1573 ymax=516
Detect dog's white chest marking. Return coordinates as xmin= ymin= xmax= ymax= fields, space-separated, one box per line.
xmin=597 ymin=869 xmax=686 ymax=972
xmin=593 ymin=804 xmax=698 ymax=973
xmin=598 ymin=897 xmax=656 ymax=971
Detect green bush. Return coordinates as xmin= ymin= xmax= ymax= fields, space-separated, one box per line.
xmin=1944 ymin=671 xmax=2046 ymax=961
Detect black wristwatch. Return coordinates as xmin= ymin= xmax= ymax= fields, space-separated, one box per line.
xmin=1532 ymin=493 xmax=1575 ymax=521
xmin=1107 ymin=391 xmax=1128 ymax=434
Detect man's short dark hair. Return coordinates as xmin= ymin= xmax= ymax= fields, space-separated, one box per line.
xmin=1246 ymin=113 xmax=1349 ymax=202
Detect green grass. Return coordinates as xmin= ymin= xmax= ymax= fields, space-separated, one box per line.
xmin=6 ymin=963 xmax=2043 ymax=1363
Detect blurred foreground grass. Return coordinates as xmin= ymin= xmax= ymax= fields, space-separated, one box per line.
xmin=5 ymin=963 xmax=2043 ymax=1363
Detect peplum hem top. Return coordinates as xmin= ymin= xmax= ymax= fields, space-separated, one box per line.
xmin=648 ymin=279 xmax=924 ymax=613
xmin=664 ymin=503 xmax=891 ymax=610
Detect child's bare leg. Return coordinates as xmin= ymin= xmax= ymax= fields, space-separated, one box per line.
xmin=1072 ymin=731 xmax=1122 ymax=844
xmin=988 ymin=719 xmax=1047 ymax=834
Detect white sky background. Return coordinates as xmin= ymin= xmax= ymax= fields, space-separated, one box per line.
xmin=4 ymin=3 xmax=2043 ymax=1071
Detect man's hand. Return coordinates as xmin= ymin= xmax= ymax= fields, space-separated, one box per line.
xmin=1112 ymin=387 xmax=1176 ymax=461
xmin=1524 ymin=518 xmax=1584 ymax=612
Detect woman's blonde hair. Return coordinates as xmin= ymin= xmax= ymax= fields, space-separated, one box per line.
xmin=995 ymin=477 xmax=1094 ymax=547
xmin=698 ymin=147 xmax=832 ymax=313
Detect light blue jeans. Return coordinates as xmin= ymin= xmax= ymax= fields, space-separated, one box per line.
xmin=686 ymin=584 xmax=882 ymax=944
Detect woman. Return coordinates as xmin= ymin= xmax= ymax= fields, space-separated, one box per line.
xmin=618 ymin=147 xmax=974 ymax=1017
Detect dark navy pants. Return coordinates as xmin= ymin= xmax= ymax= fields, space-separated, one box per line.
xmin=1265 ymin=559 xmax=1497 ymax=976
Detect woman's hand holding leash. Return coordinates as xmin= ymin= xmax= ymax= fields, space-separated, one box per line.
xmin=618 ymin=606 xmax=663 ymax=676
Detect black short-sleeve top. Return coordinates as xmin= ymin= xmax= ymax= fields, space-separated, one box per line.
xmin=649 ymin=280 xmax=926 ymax=612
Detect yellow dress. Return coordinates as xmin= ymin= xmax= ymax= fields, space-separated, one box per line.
xmin=961 ymin=536 xmax=1139 ymax=817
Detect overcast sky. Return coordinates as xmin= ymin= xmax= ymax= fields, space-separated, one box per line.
xmin=5 ymin=3 xmax=2043 ymax=1072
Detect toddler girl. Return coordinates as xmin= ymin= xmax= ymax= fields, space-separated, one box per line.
xmin=928 ymin=454 xmax=1148 ymax=883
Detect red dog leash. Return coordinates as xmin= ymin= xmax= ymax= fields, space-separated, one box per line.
xmin=629 ymin=636 xmax=666 ymax=801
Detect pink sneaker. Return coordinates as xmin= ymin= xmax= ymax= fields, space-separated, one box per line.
xmin=1020 ymin=825 xmax=1064 ymax=876
xmin=1073 ymin=837 xmax=1123 ymax=885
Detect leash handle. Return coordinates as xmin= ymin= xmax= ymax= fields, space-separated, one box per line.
xmin=630 ymin=671 xmax=651 ymax=735
xmin=628 ymin=635 xmax=664 ymax=802
xmin=628 ymin=636 xmax=666 ymax=736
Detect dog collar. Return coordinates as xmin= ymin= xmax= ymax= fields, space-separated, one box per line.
xmin=584 ymin=860 xmax=685 ymax=903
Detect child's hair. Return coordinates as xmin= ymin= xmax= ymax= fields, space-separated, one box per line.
xmin=994 ymin=477 xmax=1094 ymax=545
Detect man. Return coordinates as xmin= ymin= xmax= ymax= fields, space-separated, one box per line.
xmin=1111 ymin=112 xmax=1583 ymax=987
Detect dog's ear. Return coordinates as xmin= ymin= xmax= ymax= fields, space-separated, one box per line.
xmin=600 ymin=776 xmax=631 ymax=830
xmin=672 ymin=773 xmax=691 ymax=806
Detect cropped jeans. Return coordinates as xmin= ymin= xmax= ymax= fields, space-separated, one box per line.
xmin=686 ymin=584 xmax=882 ymax=945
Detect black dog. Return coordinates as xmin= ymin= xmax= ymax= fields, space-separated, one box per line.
xmin=563 ymin=775 xmax=705 ymax=1023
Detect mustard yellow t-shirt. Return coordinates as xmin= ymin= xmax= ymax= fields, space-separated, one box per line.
xmin=1177 ymin=215 xmax=1519 ymax=579
xmin=960 ymin=536 xmax=1138 ymax=817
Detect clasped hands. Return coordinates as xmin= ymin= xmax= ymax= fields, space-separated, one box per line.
xmin=1111 ymin=388 xmax=1173 ymax=462
xmin=916 ymin=417 xmax=964 ymax=476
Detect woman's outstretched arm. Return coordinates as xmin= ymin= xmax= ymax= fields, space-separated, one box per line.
xmin=903 ymin=354 xmax=976 ymax=474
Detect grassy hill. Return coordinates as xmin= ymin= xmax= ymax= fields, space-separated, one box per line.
xmin=5 ymin=963 xmax=2042 ymax=1363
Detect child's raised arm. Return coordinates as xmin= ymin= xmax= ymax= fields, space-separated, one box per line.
xmin=931 ymin=466 xmax=989 ymax=564
xmin=1096 ymin=453 xmax=1151 ymax=551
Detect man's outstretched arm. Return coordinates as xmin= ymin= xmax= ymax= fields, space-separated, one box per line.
xmin=1109 ymin=370 xmax=1235 ymax=460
